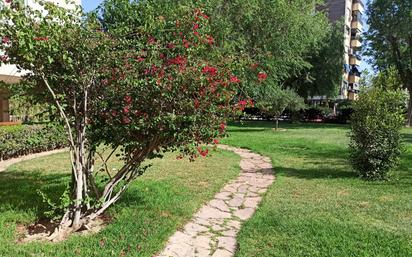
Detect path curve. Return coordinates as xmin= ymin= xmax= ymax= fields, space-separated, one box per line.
xmin=0 ymin=149 xmax=67 ymax=172
xmin=158 ymin=145 xmax=275 ymax=257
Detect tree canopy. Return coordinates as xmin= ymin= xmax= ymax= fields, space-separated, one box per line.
xmin=365 ymin=0 xmax=412 ymax=125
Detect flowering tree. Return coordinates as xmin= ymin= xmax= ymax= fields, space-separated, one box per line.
xmin=0 ymin=1 xmax=245 ymax=240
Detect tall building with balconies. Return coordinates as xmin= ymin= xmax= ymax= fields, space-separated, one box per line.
xmin=326 ymin=0 xmax=364 ymax=101
xmin=0 ymin=0 xmax=81 ymax=122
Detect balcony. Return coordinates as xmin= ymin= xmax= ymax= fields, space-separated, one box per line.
xmin=352 ymin=2 xmax=365 ymax=13
xmin=351 ymin=38 xmax=362 ymax=48
xmin=349 ymin=83 xmax=360 ymax=92
xmin=351 ymin=20 xmax=363 ymax=31
xmin=348 ymin=92 xmax=359 ymax=100
xmin=348 ymin=74 xmax=360 ymax=83
xmin=349 ymin=56 xmax=361 ymax=66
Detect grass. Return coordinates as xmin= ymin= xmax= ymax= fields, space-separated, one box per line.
xmin=222 ymin=121 xmax=412 ymax=257
xmin=0 ymin=149 xmax=240 ymax=257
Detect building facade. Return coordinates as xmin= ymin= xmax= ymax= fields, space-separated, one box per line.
xmin=0 ymin=0 xmax=81 ymax=122
xmin=327 ymin=0 xmax=364 ymax=101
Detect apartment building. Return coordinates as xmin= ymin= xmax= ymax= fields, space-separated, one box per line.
xmin=309 ymin=0 xmax=364 ymax=106
xmin=328 ymin=0 xmax=364 ymax=101
xmin=0 ymin=0 xmax=81 ymax=122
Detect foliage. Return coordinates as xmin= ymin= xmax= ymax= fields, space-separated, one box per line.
xmin=365 ymin=0 xmax=412 ymax=125
xmin=0 ymin=123 xmax=66 ymax=161
xmin=372 ymin=66 xmax=404 ymax=91
xmin=107 ymin=0 xmax=331 ymax=97
xmin=304 ymin=106 xmax=333 ymax=121
xmin=255 ymin=84 xmax=305 ymax=130
xmin=335 ymin=100 xmax=354 ymax=124
xmin=349 ymin=88 xmax=406 ymax=180
xmin=288 ymin=20 xmax=345 ymax=98
xmin=8 ymin=95 xmax=50 ymax=123
xmin=0 ymin=0 xmax=246 ymax=235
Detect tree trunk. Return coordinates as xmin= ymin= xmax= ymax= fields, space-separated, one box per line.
xmin=275 ymin=118 xmax=279 ymax=131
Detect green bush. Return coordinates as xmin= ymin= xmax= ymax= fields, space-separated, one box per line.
xmin=349 ymin=88 xmax=406 ymax=180
xmin=0 ymin=123 xmax=67 ymax=161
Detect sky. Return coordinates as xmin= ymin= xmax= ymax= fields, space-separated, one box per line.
xmin=82 ymin=0 xmax=103 ymax=12
xmin=81 ymin=0 xmax=373 ymax=74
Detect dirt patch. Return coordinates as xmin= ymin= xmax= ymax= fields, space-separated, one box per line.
xmin=16 ymin=215 xmax=112 ymax=243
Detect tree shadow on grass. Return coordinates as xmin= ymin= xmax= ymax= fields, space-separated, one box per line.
xmin=0 ymin=170 xmax=68 ymax=217
xmin=403 ymin=133 xmax=412 ymax=144
xmin=276 ymin=166 xmax=358 ymax=180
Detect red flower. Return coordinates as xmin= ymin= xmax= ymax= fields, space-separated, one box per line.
xmin=33 ymin=37 xmax=49 ymax=41
xmin=197 ymin=147 xmax=209 ymax=157
xmin=193 ymin=31 xmax=199 ymax=36
xmin=219 ymin=122 xmax=226 ymax=133
xmin=193 ymin=23 xmax=200 ymax=30
xmin=5 ymin=0 xmax=12 ymax=3
xmin=124 ymin=95 xmax=132 ymax=104
xmin=213 ymin=139 xmax=219 ymax=145
xmin=194 ymin=98 xmax=200 ymax=109
xmin=230 ymin=76 xmax=241 ymax=84
xmin=122 ymin=116 xmax=131 ymax=124
xmin=148 ymin=36 xmax=156 ymax=45
xmin=251 ymin=63 xmax=259 ymax=70
xmin=239 ymin=100 xmax=247 ymax=106
xmin=2 ymin=37 xmax=10 ymax=44
xmin=136 ymin=57 xmax=145 ymax=62
xmin=202 ymin=66 xmax=218 ymax=76
xmin=258 ymin=72 xmax=268 ymax=81
xmin=206 ymin=35 xmax=214 ymax=45
xmin=167 ymin=56 xmax=186 ymax=66
xmin=201 ymin=13 xmax=209 ymax=19
xmin=182 ymin=39 xmax=190 ymax=48
xmin=111 ymin=110 xmax=117 ymax=117
xmin=166 ymin=43 xmax=175 ymax=49
xmin=0 ymin=55 xmax=8 ymax=62
xmin=123 ymin=107 xmax=130 ymax=114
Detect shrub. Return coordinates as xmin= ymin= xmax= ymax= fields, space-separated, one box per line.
xmin=0 ymin=123 xmax=66 ymax=161
xmin=304 ymin=106 xmax=332 ymax=121
xmin=349 ymin=88 xmax=406 ymax=180
xmin=336 ymin=100 xmax=354 ymax=124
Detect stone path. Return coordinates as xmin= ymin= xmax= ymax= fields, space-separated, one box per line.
xmin=158 ymin=145 xmax=275 ymax=257
xmin=0 ymin=149 xmax=67 ymax=172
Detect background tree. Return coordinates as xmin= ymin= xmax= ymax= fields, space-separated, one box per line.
xmin=0 ymin=1 xmax=244 ymax=240
xmin=288 ymin=21 xmax=345 ymax=98
xmin=372 ymin=66 xmax=404 ymax=91
xmin=365 ymin=0 xmax=412 ymax=126
xmin=255 ymin=84 xmax=305 ymax=131
xmin=101 ymin=0 xmax=331 ymax=98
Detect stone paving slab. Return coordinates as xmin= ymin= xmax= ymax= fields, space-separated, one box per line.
xmin=157 ymin=145 xmax=275 ymax=257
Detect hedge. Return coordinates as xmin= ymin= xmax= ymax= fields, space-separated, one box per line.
xmin=0 ymin=123 xmax=67 ymax=161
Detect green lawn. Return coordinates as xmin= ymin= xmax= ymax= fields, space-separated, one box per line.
xmin=0 ymin=149 xmax=240 ymax=257
xmin=221 ymin=121 xmax=412 ymax=257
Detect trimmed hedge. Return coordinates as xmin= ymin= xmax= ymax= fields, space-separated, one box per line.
xmin=0 ymin=124 xmax=67 ymax=161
